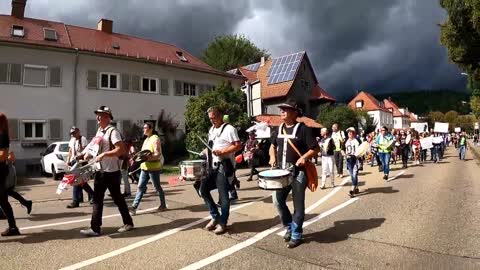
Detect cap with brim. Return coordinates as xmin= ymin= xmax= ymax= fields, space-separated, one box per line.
xmin=94 ymin=105 xmax=114 ymax=120
xmin=346 ymin=127 xmax=356 ymax=133
xmin=277 ymin=100 xmax=303 ymax=116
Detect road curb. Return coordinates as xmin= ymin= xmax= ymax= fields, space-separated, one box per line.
xmin=467 ymin=141 xmax=480 ymax=161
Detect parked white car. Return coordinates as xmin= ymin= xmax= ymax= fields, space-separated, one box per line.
xmin=40 ymin=141 xmax=70 ymax=180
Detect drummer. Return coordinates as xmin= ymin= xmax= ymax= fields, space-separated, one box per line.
xmin=129 ymin=122 xmax=166 ymax=216
xmin=201 ymin=106 xmax=242 ymax=235
xmin=269 ymin=100 xmax=319 ymax=248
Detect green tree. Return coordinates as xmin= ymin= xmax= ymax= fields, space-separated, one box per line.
xmin=185 ymin=83 xmax=250 ymax=154
xmin=317 ymin=104 xmax=360 ymax=131
xmin=357 ymin=110 xmax=378 ymax=134
xmin=440 ymin=0 xmax=480 ymax=81
xmin=471 ymin=89 xmax=480 ymax=117
xmin=444 ymin=110 xmax=459 ymax=127
xmin=201 ymin=34 xmax=269 ymax=71
xmin=427 ymin=111 xmax=445 ymax=127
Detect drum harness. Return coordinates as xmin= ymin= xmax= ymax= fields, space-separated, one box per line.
xmin=277 ymin=123 xmax=301 ymax=172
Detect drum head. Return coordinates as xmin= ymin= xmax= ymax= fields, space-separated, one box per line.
xmin=133 ymin=150 xmax=152 ymax=163
xmin=259 ymin=169 xmax=290 ymax=178
xmin=180 ymin=160 xmax=205 ymax=165
xmin=355 ymin=142 xmax=369 ymax=157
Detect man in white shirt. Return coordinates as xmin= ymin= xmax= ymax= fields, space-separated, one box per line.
xmin=202 ymin=106 xmax=242 ymax=235
xmin=66 ymin=127 xmax=94 ymax=208
xmin=77 ymin=106 xmax=134 ymax=236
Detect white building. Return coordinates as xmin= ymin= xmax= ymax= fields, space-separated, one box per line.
xmin=384 ymin=99 xmax=411 ymax=130
xmin=0 ymin=1 xmax=243 ymax=174
xmin=348 ymin=91 xmax=394 ymax=131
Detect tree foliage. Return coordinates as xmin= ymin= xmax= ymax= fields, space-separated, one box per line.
xmin=317 ymin=104 xmax=362 ymax=132
xmin=427 ymin=111 xmax=445 ymax=127
xmin=471 ymin=89 xmax=480 ymax=118
xmin=440 ymin=0 xmax=480 ymax=81
xmin=357 ymin=110 xmax=378 ymax=134
xmin=185 ymin=83 xmax=250 ymax=154
xmin=201 ymin=34 xmax=269 ymax=71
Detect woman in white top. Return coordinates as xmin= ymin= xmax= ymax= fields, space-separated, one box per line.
xmin=344 ymin=127 xmax=360 ymax=197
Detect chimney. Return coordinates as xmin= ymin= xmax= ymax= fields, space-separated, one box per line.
xmin=260 ymin=56 xmax=265 ymax=67
xmin=11 ymin=0 xmax=27 ymax=19
xmin=97 ymin=19 xmax=113 ymax=33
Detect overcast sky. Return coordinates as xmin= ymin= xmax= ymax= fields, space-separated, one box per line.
xmin=0 ymin=0 xmax=467 ymax=100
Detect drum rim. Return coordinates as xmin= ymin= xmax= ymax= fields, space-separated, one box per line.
xmin=258 ymin=169 xmax=291 ymax=178
xmin=180 ymin=160 xmax=206 ymax=165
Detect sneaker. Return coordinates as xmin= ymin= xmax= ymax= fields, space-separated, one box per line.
xmin=118 ymin=224 xmax=134 ymax=233
xmin=89 ymin=199 xmax=95 ymax=205
xmin=25 ymin=200 xmax=33 ymax=215
xmin=349 ymin=190 xmax=354 ymax=198
xmin=283 ymin=231 xmax=292 ymax=242
xmin=1 ymin=227 xmax=20 ymax=237
xmin=66 ymin=202 xmax=79 ymax=209
xmin=214 ymin=223 xmax=227 ymax=235
xmin=331 ymin=183 xmax=335 ymax=188
xmin=80 ymin=228 xmax=100 ymax=237
xmin=129 ymin=207 xmax=137 ymax=216
xmin=246 ymin=177 xmax=253 ymax=182
xmin=287 ymin=238 xmax=302 ymax=248
xmin=354 ymin=188 xmax=359 ymax=194
xmin=157 ymin=205 xmax=168 ymax=212
xmin=122 ymin=193 xmax=131 ymax=198
xmin=320 ymin=185 xmax=326 ymax=190
xmin=383 ymin=174 xmax=388 ymax=180
xmin=204 ymin=219 xmax=218 ymax=231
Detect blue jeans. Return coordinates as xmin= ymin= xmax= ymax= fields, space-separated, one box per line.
xmin=459 ymin=145 xmax=466 ymax=160
xmin=72 ymin=183 xmax=94 ymax=203
xmin=132 ymin=170 xmax=166 ymax=208
xmin=433 ymin=144 xmax=441 ymax=162
xmin=273 ymin=171 xmax=307 ymax=240
xmin=378 ymin=152 xmax=391 ymax=175
xmin=202 ymin=165 xmax=230 ymax=225
xmin=346 ymin=157 xmax=359 ymax=187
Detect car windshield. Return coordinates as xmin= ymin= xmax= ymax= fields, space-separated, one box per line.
xmin=58 ymin=143 xmax=69 ymax=152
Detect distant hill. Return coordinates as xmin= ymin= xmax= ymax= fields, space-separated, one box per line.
xmin=373 ymin=90 xmax=471 ymax=116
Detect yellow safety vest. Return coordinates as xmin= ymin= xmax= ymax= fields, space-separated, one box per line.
xmin=140 ymin=135 xmax=162 ymax=171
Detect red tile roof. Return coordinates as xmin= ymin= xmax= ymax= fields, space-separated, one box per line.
xmin=238 ymin=67 xmax=258 ymax=82
xmin=409 ymin=112 xmax=418 ymax=122
xmin=348 ymin=91 xmax=390 ymax=112
xmin=255 ymin=114 xmax=323 ymax=128
xmin=311 ymin=84 xmax=336 ymax=102
xmin=384 ymin=99 xmax=409 ymax=118
xmin=0 ymin=15 xmax=243 ymax=80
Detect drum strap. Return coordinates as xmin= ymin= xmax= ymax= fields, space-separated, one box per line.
xmin=278 ymin=123 xmax=300 ymax=169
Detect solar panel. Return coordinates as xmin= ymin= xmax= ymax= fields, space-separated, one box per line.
xmin=244 ymin=62 xmax=260 ymax=72
xmin=267 ymin=52 xmax=304 ymax=85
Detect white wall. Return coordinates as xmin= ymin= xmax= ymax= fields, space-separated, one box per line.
xmin=369 ymin=110 xmax=393 ymax=131
xmin=251 ymin=83 xmax=262 ymax=116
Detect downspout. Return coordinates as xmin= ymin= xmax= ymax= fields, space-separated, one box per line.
xmin=73 ymin=48 xmax=79 ymax=126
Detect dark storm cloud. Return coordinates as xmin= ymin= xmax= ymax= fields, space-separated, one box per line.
xmin=0 ymin=0 xmax=466 ymax=100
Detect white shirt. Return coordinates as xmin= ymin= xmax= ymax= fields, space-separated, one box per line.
xmin=69 ymin=136 xmax=88 ymax=157
xmin=208 ymin=123 xmax=240 ymax=164
xmin=345 ymin=138 xmax=360 ymax=156
xmin=84 ymin=125 xmax=122 ymax=172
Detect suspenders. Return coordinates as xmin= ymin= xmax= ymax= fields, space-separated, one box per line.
xmin=277 ymin=123 xmax=300 ymax=169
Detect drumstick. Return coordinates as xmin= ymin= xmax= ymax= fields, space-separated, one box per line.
xmin=187 ymin=149 xmax=202 ymax=156
xmin=196 ymin=135 xmax=212 ymax=151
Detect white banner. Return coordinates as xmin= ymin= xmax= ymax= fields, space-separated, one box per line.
xmin=454 ymin=127 xmax=461 ymax=133
xmin=434 ymin=122 xmax=449 ymax=133
xmin=420 ymin=137 xmax=433 ymax=149
xmin=411 ymin=122 xmax=428 ymax=132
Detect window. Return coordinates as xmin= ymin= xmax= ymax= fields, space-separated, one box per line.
xmin=183 ymin=82 xmax=196 ymax=96
xmin=99 ymin=72 xmax=119 ymax=90
xmin=1 ymin=63 xmax=23 ymax=84
xmin=12 ymin=25 xmax=24 ymax=38
xmin=23 ymin=120 xmax=46 ymax=140
xmin=43 ymin=28 xmax=57 ymax=41
xmin=176 ymin=51 xmax=188 ymax=62
xmin=49 ymin=66 xmax=61 ymax=87
xmin=141 ymin=77 xmax=159 ymax=93
xmin=23 ymin=64 xmax=47 ymax=87
xmin=355 ymin=100 xmax=363 ymax=108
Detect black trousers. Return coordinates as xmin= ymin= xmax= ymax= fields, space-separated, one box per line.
xmin=401 ymin=147 xmax=409 ymax=166
xmin=334 ymin=151 xmax=343 ymax=175
xmin=91 ymin=171 xmax=133 ymax=232
xmin=0 ymin=163 xmax=16 ymax=229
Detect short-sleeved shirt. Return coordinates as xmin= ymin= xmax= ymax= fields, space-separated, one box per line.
xmin=208 ymin=123 xmax=240 ymax=164
xmin=345 ymin=138 xmax=360 ymax=157
xmin=271 ymin=122 xmax=317 ymax=166
xmin=84 ymin=125 xmax=122 ymax=172
xmin=69 ymin=136 xmax=88 ymax=157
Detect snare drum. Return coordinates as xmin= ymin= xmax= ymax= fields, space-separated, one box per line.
xmin=258 ymin=169 xmax=291 ymax=190
xmin=180 ymin=160 xmax=207 ymax=181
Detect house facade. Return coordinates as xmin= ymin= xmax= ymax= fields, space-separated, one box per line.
xmin=229 ymin=51 xmax=335 ymax=120
xmin=384 ymin=99 xmax=411 ymax=130
xmin=0 ymin=1 xmax=243 ymax=174
xmin=348 ymin=91 xmax=394 ymax=131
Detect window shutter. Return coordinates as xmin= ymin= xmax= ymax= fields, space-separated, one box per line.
xmin=174 ymin=80 xmax=183 ymax=96
xmin=160 ymin=79 xmax=169 ymax=95
xmin=8 ymin=119 xmax=19 ymax=141
xmin=49 ymin=119 xmax=62 ymax=140
xmin=121 ymin=74 xmax=130 ymax=91
xmin=87 ymin=70 xmax=98 ymax=89
xmin=0 ymin=63 xmax=7 ymax=83
xmin=49 ymin=66 xmax=61 ymax=87
xmin=131 ymin=75 xmax=140 ymax=92
xmin=86 ymin=120 xmax=97 ymax=139
xmin=10 ymin=64 xmax=22 ymax=84
xmin=121 ymin=120 xmax=131 ymax=137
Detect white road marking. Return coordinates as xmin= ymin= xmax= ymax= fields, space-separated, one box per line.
xmin=387 ymin=170 xmax=405 ymax=181
xmin=20 ymin=207 xmax=158 ymax=231
xmin=59 ymin=194 xmax=271 ymax=270
xmin=180 ymin=197 xmax=358 ymax=270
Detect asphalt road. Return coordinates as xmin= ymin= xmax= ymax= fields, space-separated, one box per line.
xmin=0 ymin=146 xmax=479 ymax=270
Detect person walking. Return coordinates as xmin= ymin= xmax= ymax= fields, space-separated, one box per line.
xmin=376 ymin=126 xmax=394 ymax=180
xmin=458 ymin=131 xmax=468 ymax=160
xmin=244 ymin=131 xmax=259 ymax=182
xmin=319 ymin=128 xmax=335 ymax=189
xmin=0 ymin=113 xmax=20 ymax=236
xmin=332 ymin=123 xmax=345 ymax=178
xmin=78 ymin=106 xmax=134 ymax=236
xmin=344 ymin=127 xmax=360 ymax=197
xmin=129 ymin=122 xmax=166 ymax=216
